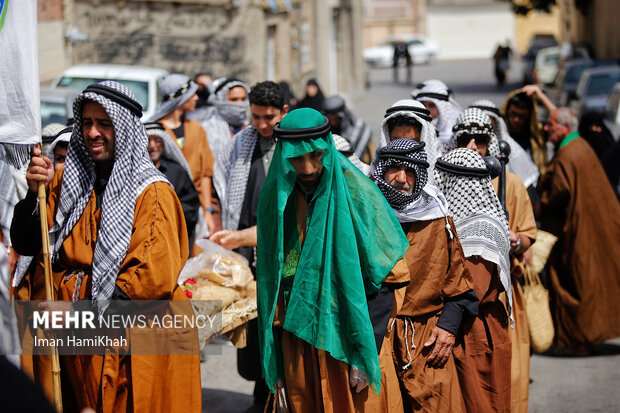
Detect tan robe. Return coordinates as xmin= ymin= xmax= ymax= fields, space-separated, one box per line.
xmin=276 ymin=190 xmax=403 ymax=413
xmin=493 ymin=171 xmax=537 ymax=413
xmin=453 ymin=258 xmax=511 ymax=413
xmin=389 ymin=217 xmax=474 ymax=412
xmin=540 ymin=137 xmax=620 ymax=351
xmin=163 ymin=119 xmax=215 ymax=209
xmin=15 ymin=171 xmax=201 ymax=413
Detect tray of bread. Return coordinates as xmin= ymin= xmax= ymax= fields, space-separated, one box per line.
xmin=178 ymin=239 xmax=257 ymax=348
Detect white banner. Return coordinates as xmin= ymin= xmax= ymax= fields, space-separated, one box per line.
xmin=0 ymin=0 xmax=40 ymax=150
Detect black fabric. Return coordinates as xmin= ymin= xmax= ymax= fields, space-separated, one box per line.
xmin=172 ymin=123 xmax=185 ymax=146
xmin=436 ymin=290 xmax=479 ymax=335
xmin=158 ymin=158 xmax=200 ymax=249
xmin=94 ymin=167 xmax=111 ymax=210
xmin=602 ymin=141 xmax=620 ymax=201
xmin=578 ymin=111 xmax=615 ymax=160
xmin=367 ymin=284 xmax=396 ymax=354
xmin=297 ymin=79 xmax=325 ymax=111
xmin=11 ymin=190 xmax=42 ymax=256
xmin=0 ymin=356 xmax=57 ymax=413
xmin=83 ymin=84 xmax=143 ymax=117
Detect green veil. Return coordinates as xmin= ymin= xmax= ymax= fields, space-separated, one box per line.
xmin=256 ymin=108 xmax=409 ymax=394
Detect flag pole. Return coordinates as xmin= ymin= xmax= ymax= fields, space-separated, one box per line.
xmin=37 ymin=176 xmax=63 ymax=412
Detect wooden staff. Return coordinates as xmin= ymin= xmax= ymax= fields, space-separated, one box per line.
xmin=36 ymin=149 xmax=63 ymax=412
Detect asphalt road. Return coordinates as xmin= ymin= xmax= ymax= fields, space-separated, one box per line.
xmin=200 ymin=58 xmax=620 ymax=413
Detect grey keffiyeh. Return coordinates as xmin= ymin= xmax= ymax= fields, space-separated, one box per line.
xmin=433 ymin=148 xmax=512 ymax=317
xmin=374 ymin=99 xmax=443 ymax=185
xmin=14 ymin=82 xmax=169 ymax=305
xmin=414 ymin=80 xmax=462 ymax=148
xmin=144 ymin=122 xmax=193 ymax=181
xmin=448 ymin=108 xmax=500 ymax=158
xmin=469 ymin=99 xmax=540 ymax=188
xmin=333 ymin=133 xmax=370 ymax=175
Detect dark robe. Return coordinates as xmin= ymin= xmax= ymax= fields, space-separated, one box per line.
xmin=540 ymin=137 xmax=620 ymax=351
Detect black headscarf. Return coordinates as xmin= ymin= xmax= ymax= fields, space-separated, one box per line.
xmin=578 ymin=111 xmax=615 ymax=160
xmin=297 ymin=78 xmax=325 ymax=111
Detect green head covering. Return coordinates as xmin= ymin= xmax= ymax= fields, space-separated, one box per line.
xmin=257 ymin=108 xmax=409 ymax=394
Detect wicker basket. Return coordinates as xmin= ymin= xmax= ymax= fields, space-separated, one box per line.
xmin=523 ymin=266 xmax=555 ymax=352
xmin=530 ymin=230 xmax=558 ymax=274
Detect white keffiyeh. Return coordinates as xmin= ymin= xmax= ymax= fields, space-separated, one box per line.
xmin=414 ymin=81 xmax=462 ymax=149
xmin=433 ymin=148 xmax=512 ymax=318
xmin=469 ymin=99 xmax=540 ymax=188
xmin=374 ymin=99 xmax=443 ymax=185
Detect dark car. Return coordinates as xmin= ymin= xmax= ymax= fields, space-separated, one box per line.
xmin=522 ymin=35 xmax=558 ymax=84
xmin=547 ymin=59 xmax=619 ymax=106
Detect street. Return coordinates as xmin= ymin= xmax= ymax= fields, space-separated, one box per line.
xmin=200 ymin=58 xmax=620 ymax=413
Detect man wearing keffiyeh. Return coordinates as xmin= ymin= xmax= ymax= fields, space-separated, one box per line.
xmin=413 ymin=79 xmax=462 ymax=149
xmin=433 ymin=147 xmax=512 ymax=413
xmin=257 ymin=107 xmax=409 ymax=411
xmin=11 ymin=81 xmax=201 ymax=412
xmin=451 ymin=108 xmax=537 ymax=413
xmin=373 ymin=138 xmax=478 ymax=412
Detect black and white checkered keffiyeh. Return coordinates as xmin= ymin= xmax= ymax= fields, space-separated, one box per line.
xmin=375 ymin=99 xmax=443 ymax=184
xmin=15 ymin=81 xmax=168 ymax=302
xmin=414 ymin=80 xmax=462 ymax=148
xmin=373 ymin=138 xmax=428 ymax=209
xmin=469 ymin=99 xmax=540 ymax=188
xmin=222 ymin=126 xmax=261 ymax=231
xmin=433 ymin=148 xmax=512 ymax=317
xmin=449 ymin=108 xmax=500 ymax=158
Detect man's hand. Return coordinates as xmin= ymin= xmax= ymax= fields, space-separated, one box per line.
xmin=209 ymin=230 xmax=242 ymax=249
xmin=424 ymin=326 xmax=455 ymax=368
xmin=466 ymin=138 xmax=477 ymax=151
xmin=26 ymin=147 xmax=54 ymax=193
xmin=521 ymin=84 xmax=557 ymax=113
xmin=349 ymin=366 xmax=369 ymax=393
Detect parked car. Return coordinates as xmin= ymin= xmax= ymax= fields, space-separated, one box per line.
xmin=363 ymin=35 xmax=439 ymax=68
xmin=546 ymin=59 xmax=619 ymax=106
xmin=51 ymin=64 xmax=169 ymax=121
xmin=40 ymin=87 xmax=80 ymax=128
xmin=534 ymin=46 xmax=560 ymax=86
xmin=522 ymin=35 xmax=557 ymax=84
xmin=604 ymin=82 xmax=620 ymax=139
xmin=571 ymin=66 xmax=620 ymax=116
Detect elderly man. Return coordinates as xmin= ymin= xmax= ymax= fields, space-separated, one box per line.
xmin=451 ymin=108 xmax=537 ymax=413
xmin=257 ymin=108 xmax=409 ymax=411
xmin=434 ymin=148 xmax=512 ymax=413
xmin=413 ymin=80 xmax=462 ymax=148
xmin=150 ymin=73 xmax=216 ymax=235
xmin=539 ymin=108 xmax=620 ymax=353
xmin=11 ymin=81 xmax=201 ymax=412
xmin=373 ymin=138 xmax=478 ymax=412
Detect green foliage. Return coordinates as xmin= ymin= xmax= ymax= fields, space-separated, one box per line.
xmin=502 ymin=0 xmax=591 ymax=15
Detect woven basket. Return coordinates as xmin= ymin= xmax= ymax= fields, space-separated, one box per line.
xmin=523 ymin=266 xmax=555 ymax=352
xmin=530 ymin=230 xmax=558 ymax=274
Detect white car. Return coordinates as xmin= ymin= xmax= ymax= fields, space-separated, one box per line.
xmin=604 ymin=82 xmax=620 ymax=139
xmin=363 ymin=35 xmax=439 ymax=68
xmin=51 ymin=64 xmax=169 ymax=121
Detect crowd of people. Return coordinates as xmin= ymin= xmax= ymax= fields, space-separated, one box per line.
xmin=1 ymin=70 xmax=619 ymax=413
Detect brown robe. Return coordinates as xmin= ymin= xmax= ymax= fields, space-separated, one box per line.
xmin=163 ymin=119 xmax=215 ymax=209
xmin=540 ymin=137 xmax=620 ymax=351
xmin=14 ymin=171 xmax=201 ymax=413
xmin=493 ymin=171 xmax=537 ymax=413
xmin=389 ymin=217 xmax=475 ymax=412
xmin=276 ymin=189 xmax=403 ymax=413
xmin=453 ymin=258 xmax=511 ymax=413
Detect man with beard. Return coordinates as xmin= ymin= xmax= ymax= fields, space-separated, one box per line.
xmin=145 ymin=122 xmax=200 ymax=250
xmin=210 ymin=81 xmax=288 ymax=407
xmin=150 ymin=73 xmax=217 ymax=235
xmin=451 ymin=108 xmax=537 ymax=413
xmin=257 ymin=108 xmax=409 ymax=411
xmin=434 ymin=148 xmax=513 ymax=413
xmin=11 ymin=81 xmax=201 ymax=412
xmin=373 ymin=138 xmax=478 ymax=412
xmin=322 ymin=95 xmax=374 ymax=163
xmin=539 ymin=108 xmax=620 ymax=353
